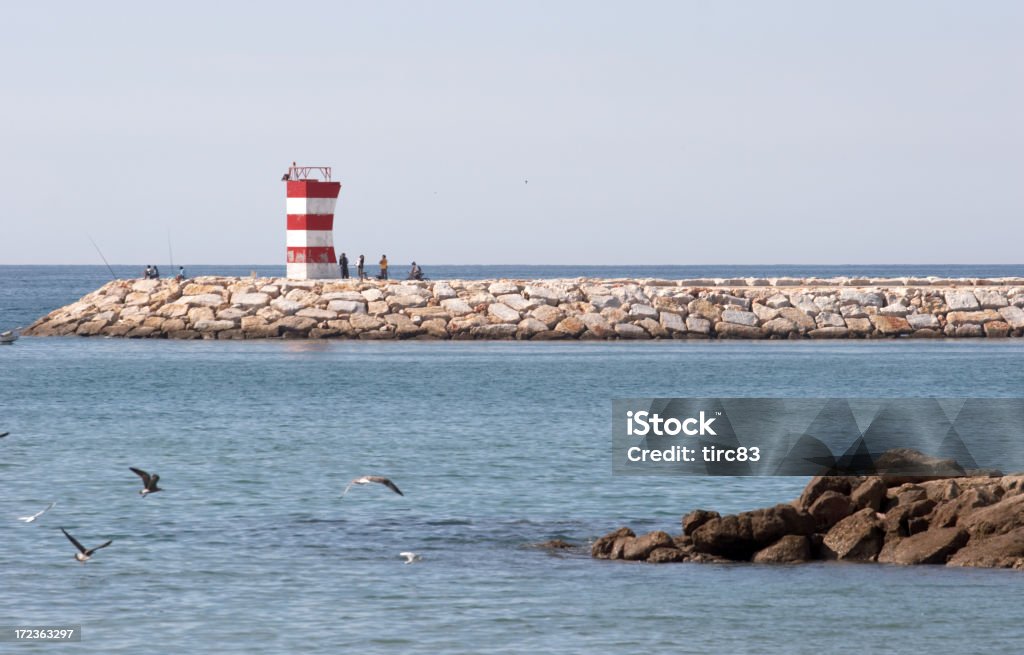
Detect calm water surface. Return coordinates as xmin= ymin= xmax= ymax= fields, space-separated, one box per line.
xmin=2 ymin=338 xmax=1024 ymax=654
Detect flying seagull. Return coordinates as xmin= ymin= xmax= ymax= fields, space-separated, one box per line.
xmin=19 ymin=501 xmax=56 ymax=523
xmin=400 ymin=551 xmax=422 ymax=564
xmin=61 ymin=528 xmax=113 ymax=563
xmin=342 ymin=475 xmax=404 ymax=497
xmin=130 ymin=467 xmax=162 ymax=497
xmin=0 ymin=431 xmax=9 ymax=438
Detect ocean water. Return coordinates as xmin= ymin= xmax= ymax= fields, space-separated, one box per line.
xmin=2 ymin=268 xmax=1024 ymax=654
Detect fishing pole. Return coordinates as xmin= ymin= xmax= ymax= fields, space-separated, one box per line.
xmin=167 ymin=229 xmax=174 ymax=272
xmin=86 ymin=234 xmax=117 ymax=280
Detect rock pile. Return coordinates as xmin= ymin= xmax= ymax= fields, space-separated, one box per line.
xmin=592 ymin=472 xmax=1024 ymax=569
xmin=24 ymin=276 xmax=1024 ymax=340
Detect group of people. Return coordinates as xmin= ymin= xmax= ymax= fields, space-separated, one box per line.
xmin=142 ymin=265 xmax=186 ymax=281
xmin=337 ymin=254 xmax=425 ymax=281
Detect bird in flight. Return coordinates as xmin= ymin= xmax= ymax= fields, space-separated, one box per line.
xmin=400 ymin=551 xmax=422 ymax=564
xmin=130 ymin=467 xmax=163 ymax=497
xmin=0 ymin=431 xmax=9 ymax=438
xmin=61 ymin=528 xmax=113 ymax=563
xmin=342 ymin=475 xmax=404 ymax=497
xmin=18 ymin=501 xmax=56 ymax=523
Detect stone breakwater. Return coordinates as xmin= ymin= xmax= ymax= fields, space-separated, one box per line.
xmin=23 ymin=276 xmax=1024 ymax=340
xmin=592 ymin=470 xmax=1024 ymax=569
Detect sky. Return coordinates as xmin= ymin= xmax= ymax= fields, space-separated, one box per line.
xmin=0 ymin=1 xmax=1021 ymax=265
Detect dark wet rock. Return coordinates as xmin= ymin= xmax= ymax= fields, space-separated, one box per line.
xmin=850 ymin=477 xmax=887 ymax=511
xmin=752 ymin=535 xmax=811 ymax=564
xmin=622 ymin=531 xmax=674 ymax=561
xmin=947 ymin=527 xmax=1024 ymax=568
xmin=880 ymin=527 xmax=969 ymax=565
xmin=795 ymin=475 xmax=858 ymax=510
xmin=591 ymin=527 xmax=634 ymax=560
xmin=682 ymin=509 xmax=721 ymax=536
xmin=822 ymin=508 xmax=883 ymax=561
xmin=647 ymin=547 xmax=687 ymax=563
xmin=874 ymin=448 xmax=966 ymax=484
xmin=808 ymin=490 xmax=855 ymax=532
xmin=692 ymin=504 xmax=815 ymax=560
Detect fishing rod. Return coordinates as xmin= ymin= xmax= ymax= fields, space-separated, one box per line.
xmin=167 ymin=229 xmax=174 ymax=272
xmin=87 ymin=234 xmax=117 ymax=280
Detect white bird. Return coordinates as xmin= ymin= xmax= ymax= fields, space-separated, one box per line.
xmin=61 ymin=528 xmax=113 ymax=563
xmin=400 ymin=552 xmax=422 ymax=564
xmin=18 ymin=501 xmax=56 ymax=523
xmin=342 ymin=475 xmax=404 ymax=497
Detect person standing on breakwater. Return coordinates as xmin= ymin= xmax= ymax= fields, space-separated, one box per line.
xmin=176 ymin=266 xmax=186 ymax=281
xmin=339 ymin=252 xmax=349 ymax=279
xmin=143 ymin=265 xmax=152 ymax=279
xmin=152 ymin=265 xmax=160 ymax=279
xmin=357 ymin=254 xmax=366 ymax=280
xmin=379 ymin=255 xmax=389 ymax=280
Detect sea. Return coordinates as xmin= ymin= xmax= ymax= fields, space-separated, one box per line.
xmin=1 ymin=265 xmax=1023 ymax=654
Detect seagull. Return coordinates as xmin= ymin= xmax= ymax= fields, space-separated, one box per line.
xmin=0 ymin=431 xmax=9 ymax=438
xmin=342 ymin=475 xmax=404 ymax=497
xmin=19 ymin=501 xmax=56 ymax=523
xmin=129 ymin=467 xmax=162 ymax=497
xmin=61 ymin=528 xmax=113 ymax=563
xmin=400 ymin=551 xmax=422 ymax=564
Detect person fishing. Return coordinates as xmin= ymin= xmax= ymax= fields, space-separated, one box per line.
xmin=407 ymin=261 xmax=424 ymax=281
xmin=339 ymin=252 xmax=350 ymax=279
xmin=378 ymin=254 xmax=389 ymax=280
xmin=357 ymin=254 xmax=366 ymax=280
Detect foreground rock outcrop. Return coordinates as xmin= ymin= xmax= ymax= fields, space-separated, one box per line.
xmin=24 ymin=276 xmax=1024 ymax=340
xmin=593 ymin=472 xmax=1024 ymax=569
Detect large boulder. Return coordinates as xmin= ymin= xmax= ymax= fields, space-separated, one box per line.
xmin=752 ymin=535 xmax=811 ymax=564
xmin=880 ymin=527 xmax=969 ymax=565
xmin=947 ymin=527 xmax=1024 ymax=568
xmin=591 ymin=527 xmax=635 ymax=560
xmin=808 ymin=490 xmax=856 ymax=531
xmin=874 ymin=448 xmax=965 ymax=484
xmin=956 ymin=493 xmax=1024 ymax=538
xmin=622 ymin=531 xmax=675 ymax=561
xmin=682 ymin=509 xmax=721 ymax=536
xmin=821 ymin=508 xmax=883 ymax=561
xmin=795 ymin=476 xmax=858 ymax=510
xmin=850 ymin=478 xmax=887 ymax=511
xmin=691 ymin=504 xmax=815 ymax=560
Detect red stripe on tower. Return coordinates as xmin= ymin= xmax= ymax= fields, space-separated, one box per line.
xmin=283 ymin=165 xmax=342 ymax=279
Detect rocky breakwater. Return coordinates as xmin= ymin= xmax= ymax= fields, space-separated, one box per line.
xmin=24 ymin=276 xmax=1024 ymax=340
xmin=592 ymin=470 xmax=1024 ymax=569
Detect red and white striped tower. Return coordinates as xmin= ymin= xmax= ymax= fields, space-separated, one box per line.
xmin=284 ymin=164 xmax=342 ymax=279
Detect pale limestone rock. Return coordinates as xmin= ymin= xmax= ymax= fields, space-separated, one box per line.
xmin=231 ymin=292 xmax=271 ymax=307
xmin=297 ymin=308 xmax=337 ymax=321
xmin=350 ymin=314 xmax=384 ymax=331
xmin=762 ymin=317 xmax=796 ymax=335
xmin=531 ymin=305 xmax=564 ymax=328
xmin=388 ymin=295 xmax=428 ymax=309
xmin=328 ymin=300 xmax=366 ymax=314
xmin=488 ymin=303 xmax=521 ymax=323
xmin=590 ymin=295 xmax=621 ymax=310
xmin=579 ymin=312 xmax=614 ymax=337
xmin=441 ymin=298 xmax=474 ymax=316
xmin=361 ymin=288 xmax=384 ymax=302
xmin=907 ymin=314 xmax=939 ymax=329
xmin=659 ymin=311 xmax=686 ymax=333
xmin=839 ymin=289 xmax=884 ymax=307
xmin=217 ymin=308 xmax=249 ymax=321
xmin=615 ymin=323 xmax=649 ymax=339
xmin=367 ymin=301 xmax=389 ymax=316
xmin=488 ymin=281 xmax=520 ymax=295
xmin=752 ymin=303 xmax=780 ymax=322
xmin=523 ymin=285 xmax=562 ymax=305
xmin=766 ymin=294 xmax=791 ymax=309
xmin=321 ymin=291 xmax=365 ymax=302
xmin=176 ymin=294 xmax=226 ymax=308
xmin=517 ymin=317 xmax=548 ymax=336
xmin=816 ymin=312 xmax=846 ymax=328
xmin=270 ymin=298 xmax=304 ymax=315
xmin=432 ymin=283 xmax=458 ymax=300
xmin=629 ymin=304 xmax=658 ymax=319
xmin=187 ymin=307 xmax=215 ymax=323
xmin=721 ymin=309 xmax=758 ymax=327
xmin=497 ymin=294 xmax=533 ymax=311
xmin=686 ymin=316 xmax=711 ymax=334
xmin=944 ymin=290 xmax=979 ymax=311
xmin=132 ymin=279 xmax=161 ymax=293
xmin=998 ymin=306 xmax=1024 ymax=329
xmin=193 ymin=319 xmax=237 ymax=332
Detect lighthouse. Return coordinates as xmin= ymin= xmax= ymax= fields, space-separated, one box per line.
xmin=284 ymin=164 xmax=341 ymax=279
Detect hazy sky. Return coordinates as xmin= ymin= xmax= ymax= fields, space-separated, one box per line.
xmin=1 ymin=1 xmax=1021 ymax=265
